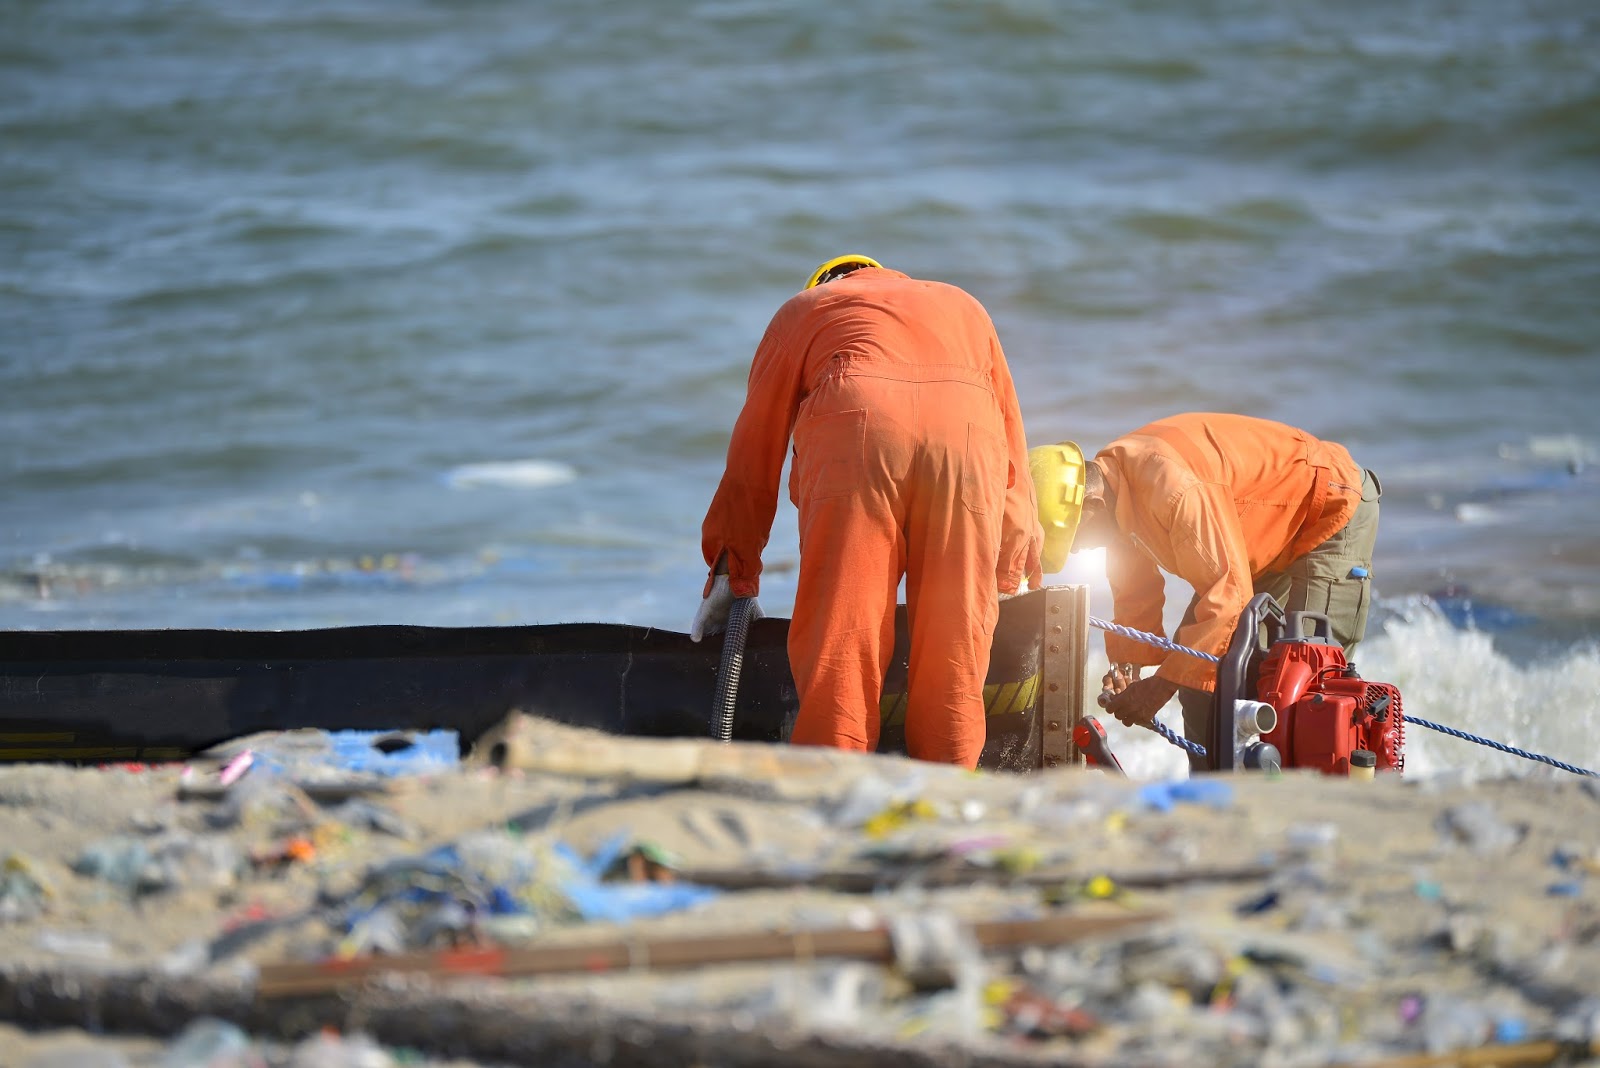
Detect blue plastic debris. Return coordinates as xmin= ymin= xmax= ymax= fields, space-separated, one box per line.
xmin=247 ymin=730 xmax=459 ymax=779
xmin=553 ymin=833 xmax=720 ymax=923
xmin=1549 ymin=847 xmax=1581 ymax=871
xmin=1235 ymin=889 xmax=1281 ymax=916
xmin=1414 ymin=880 xmax=1444 ymax=901
xmin=1493 ymin=1017 xmax=1528 ymax=1043
xmin=335 ymin=830 xmax=719 ymax=951
xmin=559 ymin=872 xmax=721 ymax=923
xmin=1136 ymin=779 xmax=1234 ymax=813
xmin=329 ymin=730 xmax=458 ymax=776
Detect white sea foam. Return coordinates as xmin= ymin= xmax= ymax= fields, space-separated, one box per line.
xmin=1358 ymin=607 xmax=1600 ymax=781
xmin=444 ymin=460 xmax=577 ymax=490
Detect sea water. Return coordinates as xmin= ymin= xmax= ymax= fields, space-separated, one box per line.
xmin=3 ymin=1 xmax=1596 ymax=777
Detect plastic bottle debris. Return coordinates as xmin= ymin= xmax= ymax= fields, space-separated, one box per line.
xmin=1556 ymin=997 xmax=1600 ymax=1043
xmin=1285 ymin=822 xmax=1340 ymax=855
xmin=888 ymin=910 xmax=980 ymax=989
xmin=72 ymin=837 xmax=154 ymax=891
xmin=329 ymin=799 xmax=413 ymax=839
xmin=829 ymin=771 xmax=926 ymax=827
xmin=287 ymin=1030 xmax=396 ymax=1068
xmin=0 ymin=851 xmax=52 ymax=923
xmin=339 ymin=903 xmax=408 ymax=958
xmin=218 ymin=750 xmax=255 ymax=787
xmin=35 ymin=927 xmax=114 ymax=961
xmin=1418 ymin=995 xmax=1491 ymax=1054
xmin=1436 ymin=801 xmax=1522 ymax=854
xmin=159 ymin=1017 xmax=259 ymax=1068
xmin=779 ymin=962 xmax=886 ymax=1031
xmin=159 ymin=938 xmax=212 ymax=978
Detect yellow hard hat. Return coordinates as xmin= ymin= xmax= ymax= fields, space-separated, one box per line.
xmin=1029 ymin=441 xmax=1087 ymax=574
xmin=805 ymin=254 xmax=883 ymax=290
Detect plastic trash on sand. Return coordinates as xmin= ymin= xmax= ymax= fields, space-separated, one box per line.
xmin=159 ymin=1017 xmax=260 ymax=1068
xmin=287 ymin=1030 xmax=398 ymax=1067
xmin=1 ymin=852 xmax=52 ymax=923
xmin=244 ymin=730 xmax=459 ymax=779
xmin=332 ymin=829 xmax=719 ymax=952
xmin=1436 ymin=801 xmax=1523 ymax=855
xmin=1136 ymin=779 xmax=1234 ymax=813
xmin=555 ymin=833 xmax=719 ymax=923
xmin=72 ymin=834 xmax=240 ymax=897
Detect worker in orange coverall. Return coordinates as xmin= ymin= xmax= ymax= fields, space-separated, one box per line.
xmin=692 ymin=255 xmax=1042 ymax=768
xmin=1046 ymin=413 xmax=1381 ymax=769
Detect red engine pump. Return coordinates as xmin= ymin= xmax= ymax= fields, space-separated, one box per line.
xmin=1256 ymin=634 xmax=1404 ymax=776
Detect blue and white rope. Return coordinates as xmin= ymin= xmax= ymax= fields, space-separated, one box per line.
xmin=1089 ymin=617 xmax=1221 ymax=664
xmin=1401 ymin=715 xmax=1598 ymax=778
xmin=1088 ymin=616 xmax=1214 ymax=757
xmin=1148 ymin=719 xmax=1208 ymax=758
xmin=1086 ymin=616 xmax=1600 ymax=778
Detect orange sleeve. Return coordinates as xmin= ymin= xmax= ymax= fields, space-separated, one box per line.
xmin=988 ymin=333 xmax=1041 ymax=593
xmin=1104 ymin=536 xmax=1169 ymax=669
xmin=1156 ymin=481 xmax=1253 ymax=692
xmin=700 ymin=308 xmax=807 ymax=598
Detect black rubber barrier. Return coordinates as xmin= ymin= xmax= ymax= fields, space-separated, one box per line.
xmin=0 ymin=591 xmax=1049 ymax=771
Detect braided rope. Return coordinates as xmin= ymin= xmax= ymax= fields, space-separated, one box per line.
xmin=1149 ymin=719 xmax=1208 ymax=758
xmin=1085 ymin=616 xmax=1600 ymax=778
xmin=1403 ymin=715 xmax=1598 ymax=778
xmin=1089 ymin=617 xmax=1221 ymax=663
xmin=1088 ymin=616 xmax=1214 ymax=757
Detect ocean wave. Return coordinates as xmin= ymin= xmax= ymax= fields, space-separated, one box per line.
xmin=443 ymin=460 xmax=578 ymax=491
xmin=7 ymin=441 xmax=356 ymax=493
xmin=1361 ymin=606 xmax=1600 ymax=780
xmin=1115 ymin=209 xmax=1269 ymax=245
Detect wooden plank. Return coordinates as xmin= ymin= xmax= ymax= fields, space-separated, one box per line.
xmin=1356 ymin=1038 xmax=1599 ymax=1067
xmin=257 ymin=909 xmax=1164 ymax=999
xmin=671 ymin=861 xmax=1273 ymax=894
xmin=0 ymin=965 xmax=1087 ymax=1068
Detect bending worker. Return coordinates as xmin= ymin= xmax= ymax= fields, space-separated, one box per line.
xmin=692 ymin=255 xmax=1042 ymax=768
xmin=1030 ymin=413 xmax=1381 ymax=768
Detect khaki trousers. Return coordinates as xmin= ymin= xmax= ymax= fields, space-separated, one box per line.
xmin=1178 ymin=468 xmax=1382 ymax=771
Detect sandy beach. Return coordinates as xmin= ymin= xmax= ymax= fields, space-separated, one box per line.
xmin=1 ymin=717 xmax=1597 ymax=1067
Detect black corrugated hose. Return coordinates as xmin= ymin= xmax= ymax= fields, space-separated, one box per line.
xmin=711 ymin=596 xmax=755 ymax=743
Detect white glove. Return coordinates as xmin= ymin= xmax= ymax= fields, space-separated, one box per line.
xmin=691 ymin=573 xmax=764 ymax=642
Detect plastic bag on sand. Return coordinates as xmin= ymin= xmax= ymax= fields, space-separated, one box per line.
xmin=554 ymin=833 xmax=719 ymax=923
xmin=159 ymin=1018 xmax=261 ymax=1068
xmin=1136 ymin=779 xmax=1233 ymax=813
xmin=289 ymin=1031 xmax=395 ymax=1068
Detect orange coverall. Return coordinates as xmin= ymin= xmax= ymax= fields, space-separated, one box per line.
xmin=701 ymin=268 xmax=1040 ymax=768
xmin=1098 ymin=413 xmax=1365 ymax=692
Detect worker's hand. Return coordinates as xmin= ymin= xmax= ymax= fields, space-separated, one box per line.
xmin=690 ymin=574 xmax=764 ymax=642
xmin=1100 ymin=662 xmax=1138 ymax=695
xmin=1103 ymin=675 xmax=1180 ymax=728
